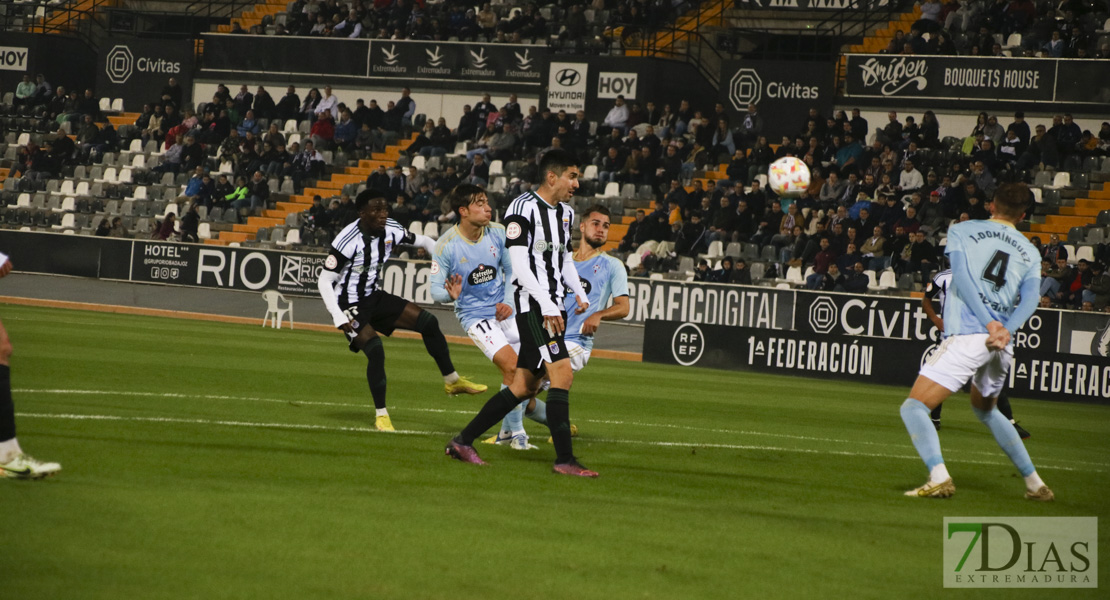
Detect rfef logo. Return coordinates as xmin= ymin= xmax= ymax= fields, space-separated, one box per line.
xmin=671 ymin=323 xmax=705 ymax=366
xmin=943 ymin=517 xmax=1097 ymax=588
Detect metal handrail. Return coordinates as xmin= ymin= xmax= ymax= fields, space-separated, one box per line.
xmin=1 ymin=0 xmax=114 ymax=45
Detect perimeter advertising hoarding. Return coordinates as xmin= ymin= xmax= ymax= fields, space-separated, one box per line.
xmin=843 ymin=54 xmax=1108 ymax=105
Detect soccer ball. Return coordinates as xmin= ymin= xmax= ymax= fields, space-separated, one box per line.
xmin=767 ymin=157 xmax=811 ymax=197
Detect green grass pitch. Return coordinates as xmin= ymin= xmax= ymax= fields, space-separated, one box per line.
xmin=1 ymin=304 xmax=1107 ymax=599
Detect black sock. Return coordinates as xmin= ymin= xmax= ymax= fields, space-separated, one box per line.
xmin=930 ymin=403 xmax=943 ymax=421
xmin=458 ymin=387 xmax=520 ymax=445
xmin=363 ymin=337 xmax=387 ymax=410
xmin=416 ymin=311 xmax=455 ymax=376
xmin=546 ymin=388 xmax=574 ymax=464
xmin=996 ymin=392 xmax=1014 ymax=421
xmin=0 ymin=365 xmax=14 ymax=442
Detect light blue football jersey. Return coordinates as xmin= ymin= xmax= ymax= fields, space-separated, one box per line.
xmin=564 ymin=252 xmax=629 ymax=352
xmin=431 ymin=224 xmax=513 ymax=331
xmin=943 ymin=219 xmax=1040 ymax=336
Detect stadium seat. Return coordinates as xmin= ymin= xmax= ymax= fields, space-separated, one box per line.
xmin=1097 ymin=210 xmax=1110 ymax=227
xmin=877 ymin=269 xmax=897 ymax=289
xmin=760 ymin=245 xmax=776 ymax=261
xmin=207 ymin=207 xmax=223 ymax=222
xmin=411 ymin=155 xmax=426 ymax=170
xmin=422 ymin=221 xmax=438 ymax=239
xmin=488 ymin=160 xmax=504 ymax=177
xmin=625 ymin=252 xmax=641 ymax=269
xmin=261 ymin=290 xmax=294 ymax=329
xmin=98 ymin=98 xmax=111 ymax=113
xmin=750 ymin=262 xmax=766 ymax=281
xmin=278 ymin=229 xmax=301 ymax=247
xmin=783 ymin=266 xmax=803 ymax=285
xmin=58 ymin=197 xmax=75 ymax=213
xmin=1076 ymin=245 xmax=1095 ymax=263
xmin=724 ymin=242 xmax=742 ymax=258
xmin=1087 ymin=228 xmax=1105 ymax=245
xmin=596 ymin=182 xmax=619 ymax=199
xmin=620 ymin=184 xmax=636 ymax=199
xmin=111 ymin=98 xmax=124 ymax=112
xmin=638 ymin=240 xmax=658 ymax=255
xmin=654 ymin=241 xmax=675 ymax=257
xmin=698 ymin=240 xmax=724 ymax=262
xmin=1046 ymin=172 xmax=1071 ymax=190
xmin=1068 ymin=226 xmax=1085 ymax=244
xmin=197 ymin=222 xmax=212 ymax=240
xmin=407 ymin=220 xmax=422 ymax=236
xmin=1030 ymin=187 xmax=1042 ymax=204
xmin=581 ymin=165 xmax=598 ymax=180
xmin=270 ymin=228 xmax=287 ymax=245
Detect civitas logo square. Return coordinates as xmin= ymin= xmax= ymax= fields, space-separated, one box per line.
xmin=943 ymin=517 xmax=1097 ymax=588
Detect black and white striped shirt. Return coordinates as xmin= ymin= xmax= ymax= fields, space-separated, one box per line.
xmin=503 ymin=191 xmax=574 ymax=313
xmin=323 ymin=218 xmax=414 ymax=307
xmin=924 ymin=269 xmax=952 ymax=311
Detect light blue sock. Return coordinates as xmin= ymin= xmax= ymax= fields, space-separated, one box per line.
xmin=973 ymin=405 xmax=1035 ymax=477
xmin=525 ymin=399 xmax=547 ymax=425
xmin=495 ymin=384 xmax=526 ymax=435
xmin=901 ymin=398 xmax=945 ymax=470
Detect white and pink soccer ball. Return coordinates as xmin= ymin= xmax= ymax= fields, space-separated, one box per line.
xmin=767 ymin=156 xmax=811 ymax=197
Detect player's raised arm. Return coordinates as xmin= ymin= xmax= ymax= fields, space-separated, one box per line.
xmin=428 ymin=243 xmax=454 ymax=304
xmin=317 ymin=250 xmax=352 ymax=330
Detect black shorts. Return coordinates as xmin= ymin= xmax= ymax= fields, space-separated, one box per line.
xmin=515 ymin=301 xmax=570 ymax=371
xmin=341 ymin=290 xmax=409 ymax=350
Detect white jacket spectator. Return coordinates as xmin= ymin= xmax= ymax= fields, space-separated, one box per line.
xmin=602 ymin=96 xmax=629 ymax=132
xmin=315 ymin=86 xmax=339 ymax=119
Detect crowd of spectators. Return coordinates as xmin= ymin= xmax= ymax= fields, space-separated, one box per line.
xmin=226 ymin=0 xmax=684 ymax=50
xmin=885 ymin=0 xmax=1110 ymax=58
xmin=3 ymin=69 xmax=1108 ymax=311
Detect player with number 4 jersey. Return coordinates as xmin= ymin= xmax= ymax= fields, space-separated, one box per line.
xmin=898 ymin=183 xmax=1052 ymax=501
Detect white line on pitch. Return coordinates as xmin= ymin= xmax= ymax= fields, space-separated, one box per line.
xmin=15 ymin=411 xmax=1102 ymax=474
xmin=17 ymin=388 xmax=1110 ymax=469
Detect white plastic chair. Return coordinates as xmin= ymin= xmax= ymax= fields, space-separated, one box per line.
xmin=261 ymin=290 xmax=294 ymax=329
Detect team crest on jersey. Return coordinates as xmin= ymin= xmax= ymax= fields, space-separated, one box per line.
xmin=430 ymin=261 xmax=439 ymax=274
xmin=547 ymin=341 xmax=560 ymax=354
xmin=506 ymin=222 xmax=522 ymax=239
xmin=593 ymin=263 xmax=602 ymax=274
xmin=490 ymin=245 xmax=497 ymax=257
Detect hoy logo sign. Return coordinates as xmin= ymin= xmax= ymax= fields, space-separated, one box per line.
xmin=944 ymin=517 xmax=1097 ymax=588
xmin=597 ymin=72 xmax=637 ymax=99
xmin=0 ymin=46 xmax=29 ymax=71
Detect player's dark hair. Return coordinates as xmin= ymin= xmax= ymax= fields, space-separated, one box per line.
xmin=581 ymin=204 xmax=610 ymax=220
xmin=355 ymin=189 xmax=385 ymax=211
xmin=992 ymin=183 xmax=1029 ymax=220
xmin=449 ymin=183 xmax=486 ymax=214
xmin=538 ymin=148 xmax=579 ymax=179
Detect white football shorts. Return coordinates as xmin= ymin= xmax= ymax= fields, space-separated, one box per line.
xmin=566 ymin=340 xmax=591 ymax=372
xmin=919 ymin=333 xmax=1013 ymax=398
xmin=467 ymin=318 xmax=520 ymax=361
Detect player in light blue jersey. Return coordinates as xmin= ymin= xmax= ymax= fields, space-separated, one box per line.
xmin=430 ymin=184 xmax=550 ymax=450
xmin=563 ymin=204 xmax=630 ymax=371
xmin=900 ymin=183 xmax=1052 ymax=501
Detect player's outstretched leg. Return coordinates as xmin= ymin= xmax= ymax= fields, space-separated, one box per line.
xmin=900 ymin=398 xmax=953 ymax=498
xmin=361 ymin=336 xmax=394 ymax=432
xmin=408 ymin=309 xmax=487 ymax=396
xmin=995 ymin=393 xmax=1030 ymax=439
xmin=970 ymin=400 xmax=1052 ymax=501
xmin=0 ymin=325 xmax=60 ymax=480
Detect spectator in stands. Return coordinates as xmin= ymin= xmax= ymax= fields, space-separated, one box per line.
xmin=710 ymin=119 xmax=735 ymax=162
xmin=1043 ymin=30 xmax=1065 ymax=57
xmin=180 ymin=203 xmax=200 ymax=243
xmin=998 ymin=128 xmax=1026 ymax=167
xmin=180 ymin=135 xmax=205 ymax=173
xmin=1043 ymin=233 xmax=1069 ymax=263
xmin=877 ymin=112 xmax=903 ymax=147
xmin=819 ymin=172 xmax=846 ymax=206
xmin=299 ymin=87 xmax=321 ymax=121
xmin=602 ymin=95 xmax=630 ymax=136
xmin=396 ymin=87 xmax=416 ymax=129
xmin=237 ymin=110 xmax=260 ymax=137
xmin=896 ymin=158 xmax=924 ymax=196
xmin=735 ymin=103 xmax=764 ymax=151
xmin=275 ymin=86 xmax=301 ymax=121
xmin=676 ymin=212 xmax=708 ymax=257
xmin=153 ymin=213 xmax=177 ymax=241
xmin=108 ymin=216 xmax=127 ymax=238
xmin=13 ymin=75 xmax=35 ymax=110
xmin=333 ymin=109 xmax=357 ymax=151
xmin=1064 ymin=259 xmax=1093 ymax=308
xmin=153 ymin=134 xmax=185 ymax=173
xmin=160 ymin=78 xmax=183 ymax=108
xmin=309 ymin=110 xmax=335 ymax=149
xmin=228 ymin=170 xmax=270 ymax=221
xmin=94 ymin=217 xmax=112 ymax=237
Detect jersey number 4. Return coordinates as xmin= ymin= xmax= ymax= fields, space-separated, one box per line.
xmin=981 ymin=250 xmax=1009 ymax=291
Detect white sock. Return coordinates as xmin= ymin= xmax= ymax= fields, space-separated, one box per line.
xmin=1024 ymin=471 xmax=1045 ymax=493
xmin=0 ymin=437 xmax=22 ymax=463
xmin=443 ymin=372 xmax=460 ymax=384
xmin=930 ymin=464 xmax=951 ymax=484
xmin=375 ymin=408 xmax=389 ymax=418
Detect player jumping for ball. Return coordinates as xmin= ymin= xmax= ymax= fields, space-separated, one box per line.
xmin=317 ymin=190 xmax=487 ymax=432
xmin=900 ymin=183 xmax=1052 ymax=500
